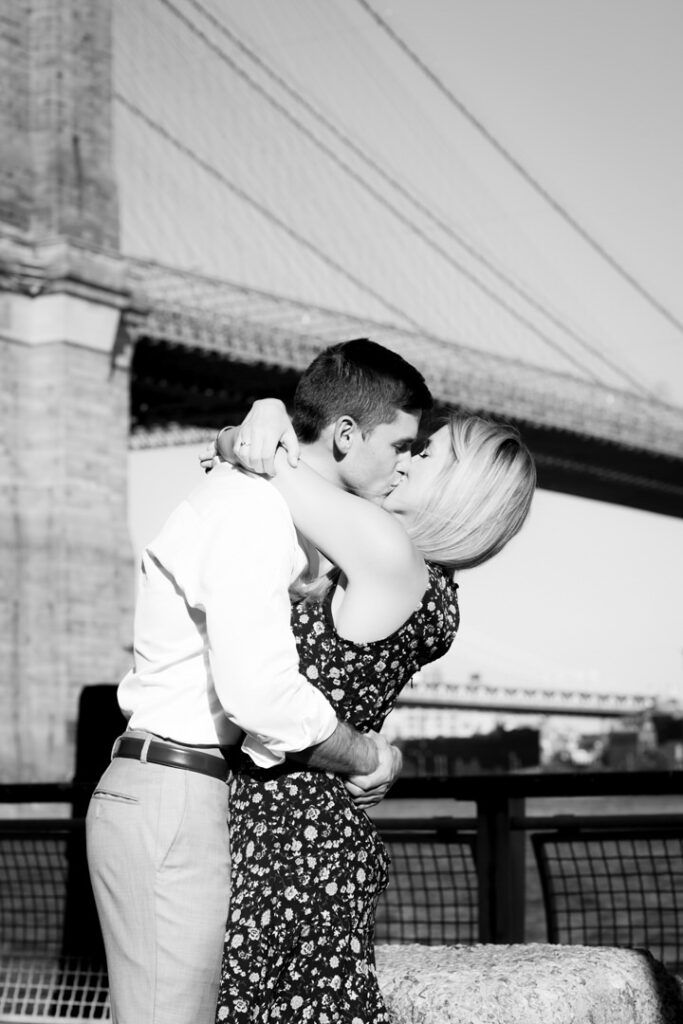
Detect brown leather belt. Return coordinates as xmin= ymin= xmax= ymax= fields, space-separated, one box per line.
xmin=112 ymin=736 xmax=230 ymax=782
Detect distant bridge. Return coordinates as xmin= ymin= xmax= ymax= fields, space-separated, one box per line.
xmin=123 ymin=258 xmax=683 ymax=519
xmin=395 ymin=678 xmax=655 ymax=718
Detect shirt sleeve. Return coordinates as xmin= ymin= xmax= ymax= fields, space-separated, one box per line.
xmin=197 ymin=479 xmax=338 ymax=767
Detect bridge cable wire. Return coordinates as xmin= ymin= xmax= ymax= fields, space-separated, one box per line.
xmin=176 ymin=0 xmax=653 ymax=398
xmin=114 ymin=92 xmax=428 ymax=333
xmin=155 ymin=0 xmax=608 ymax=387
xmin=354 ymin=0 xmax=683 ymax=338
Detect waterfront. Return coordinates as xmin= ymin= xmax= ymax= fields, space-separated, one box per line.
xmin=370 ymin=791 xmax=683 ymax=942
xmin=5 ymin=782 xmax=683 ymax=958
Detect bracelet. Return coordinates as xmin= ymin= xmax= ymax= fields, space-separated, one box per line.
xmin=215 ymin=425 xmax=236 ymax=446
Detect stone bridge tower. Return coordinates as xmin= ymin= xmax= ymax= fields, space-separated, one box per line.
xmin=0 ymin=0 xmax=132 ymax=781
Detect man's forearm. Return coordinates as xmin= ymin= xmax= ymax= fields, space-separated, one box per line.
xmin=290 ymin=720 xmax=378 ymax=775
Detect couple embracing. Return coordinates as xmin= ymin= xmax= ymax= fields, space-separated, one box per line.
xmin=86 ymin=338 xmax=535 ymax=1024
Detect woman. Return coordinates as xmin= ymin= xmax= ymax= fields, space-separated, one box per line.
xmin=213 ymin=408 xmax=536 ymax=1024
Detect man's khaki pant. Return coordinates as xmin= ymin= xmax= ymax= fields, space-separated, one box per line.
xmin=86 ymin=750 xmax=231 ymax=1024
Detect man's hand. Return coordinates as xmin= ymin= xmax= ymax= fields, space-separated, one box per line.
xmin=231 ymin=399 xmax=300 ymax=476
xmin=344 ymin=731 xmax=402 ymax=810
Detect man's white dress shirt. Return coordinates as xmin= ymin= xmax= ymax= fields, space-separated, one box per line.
xmin=118 ymin=463 xmax=337 ymax=768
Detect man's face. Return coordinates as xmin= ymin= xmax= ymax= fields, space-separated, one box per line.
xmin=340 ymin=410 xmax=420 ymax=503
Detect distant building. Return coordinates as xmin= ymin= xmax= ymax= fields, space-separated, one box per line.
xmin=399 ymin=728 xmax=540 ymax=776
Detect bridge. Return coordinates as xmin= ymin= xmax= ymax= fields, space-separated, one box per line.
xmin=395 ymin=677 xmax=655 ymax=718
xmin=118 ymin=256 xmax=683 ymax=517
xmin=1 ymin=1 xmax=682 ymax=779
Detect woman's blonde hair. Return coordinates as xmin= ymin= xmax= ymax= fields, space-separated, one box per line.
xmin=405 ymin=413 xmax=536 ymax=571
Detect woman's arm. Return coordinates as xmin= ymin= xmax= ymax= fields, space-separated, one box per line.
xmin=217 ymin=424 xmax=427 ymax=640
xmin=218 ymin=425 xmax=419 ymax=584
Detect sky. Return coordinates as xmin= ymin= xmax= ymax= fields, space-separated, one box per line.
xmin=119 ymin=1 xmax=683 ymax=700
xmin=113 ymin=0 xmax=683 ymax=401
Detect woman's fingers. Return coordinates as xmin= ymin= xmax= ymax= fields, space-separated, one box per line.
xmin=198 ymin=441 xmax=218 ymax=473
xmin=233 ymin=434 xmax=275 ymax=476
xmin=233 ymin=399 xmax=298 ymax=475
xmin=233 ymin=428 xmax=299 ymax=476
xmin=280 ymin=427 xmax=300 ymax=467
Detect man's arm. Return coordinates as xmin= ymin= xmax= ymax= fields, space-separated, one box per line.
xmin=198 ymin=473 xmax=400 ymax=787
xmin=318 ymin=726 xmax=402 ymax=803
xmin=292 ymin=722 xmax=403 ymax=807
xmin=293 ymin=720 xmax=401 ymax=791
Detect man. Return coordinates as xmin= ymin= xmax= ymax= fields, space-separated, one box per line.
xmin=86 ymin=338 xmax=432 ymax=1024
xmin=239 ymin=337 xmax=428 ymax=504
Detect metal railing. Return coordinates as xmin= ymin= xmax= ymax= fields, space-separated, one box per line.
xmin=2 ymin=771 xmax=683 ymax=1018
xmin=375 ymin=819 xmax=478 ymax=945
xmin=0 ymin=813 xmax=110 ymax=1022
xmin=533 ymin=825 xmax=683 ymax=970
xmin=0 ymin=819 xmax=103 ymax=961
xmin=386 ymin=770 xmax=683 ymax=960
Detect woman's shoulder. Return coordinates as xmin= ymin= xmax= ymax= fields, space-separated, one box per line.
xmin=356 ymin=559 xmax=459 ymax=655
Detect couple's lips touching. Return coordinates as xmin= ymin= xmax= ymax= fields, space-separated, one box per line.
xmin=381 ymin=478 xmax=403 ymax=507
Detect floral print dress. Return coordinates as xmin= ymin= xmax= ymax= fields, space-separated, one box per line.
xmin=216 ymin=562 xmax=459 ymax=1024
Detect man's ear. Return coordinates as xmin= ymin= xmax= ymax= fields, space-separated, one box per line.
xmin=332 ymin=415 xmax=359 ymax=456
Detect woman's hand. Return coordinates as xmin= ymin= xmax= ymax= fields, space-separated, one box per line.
xmin=199 ymin=427 xmax=240 ymax=473
xmin=199 ymin=437 xmax=221 ymax=474
xmin=229 ymin=399 xmax=300 ymax=476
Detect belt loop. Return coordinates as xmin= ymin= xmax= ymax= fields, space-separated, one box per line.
xmin=139 ymin=735 xmax=153 ymax=765
xmin=110 ymin=736 xmax=121 ymax=762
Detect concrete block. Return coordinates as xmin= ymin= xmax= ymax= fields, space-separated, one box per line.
xmin=375 ymin=943 xmax=683 ymax=1024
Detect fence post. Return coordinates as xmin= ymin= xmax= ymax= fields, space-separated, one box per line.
xmin=475 ymin=793 xmax=526 ymax=942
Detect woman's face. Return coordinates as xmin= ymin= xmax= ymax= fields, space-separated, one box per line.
xmin=383 ymin=425 xmax=454 ymax=521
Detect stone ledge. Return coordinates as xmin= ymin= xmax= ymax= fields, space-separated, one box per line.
xmin=375 ymin=943 xmax=683 ymax=1024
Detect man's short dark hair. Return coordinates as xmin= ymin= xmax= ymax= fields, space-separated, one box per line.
xmin=292 ymin=338 xmax=433 ymax=442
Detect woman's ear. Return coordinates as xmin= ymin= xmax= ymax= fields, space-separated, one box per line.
xmin=332 ymin=415 xmax=358 ymax=455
